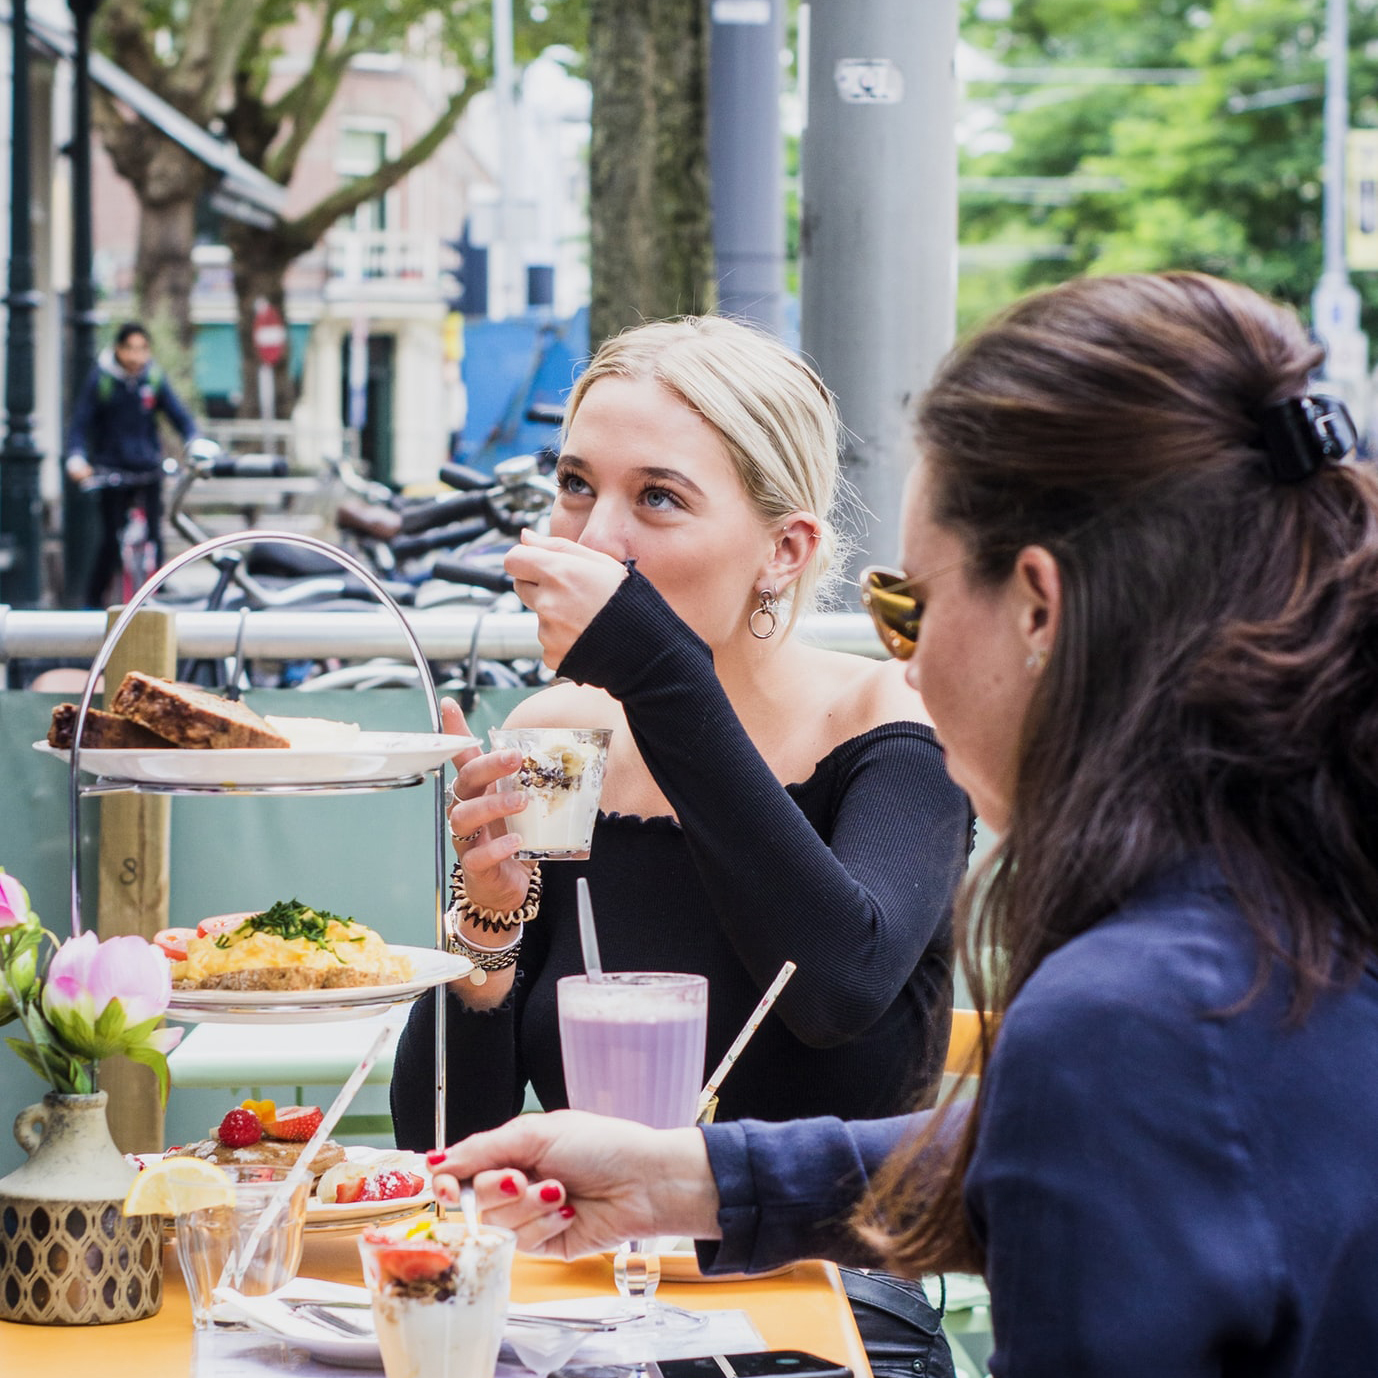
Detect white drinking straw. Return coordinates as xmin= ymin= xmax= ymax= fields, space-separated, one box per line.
xmin=222 ymin=1012 xmax=402 ymax=1291
xmin=695 ymin=960 xmax=796 ymax=1122
xmin=576 ymin=877 xmax=604 ymax=982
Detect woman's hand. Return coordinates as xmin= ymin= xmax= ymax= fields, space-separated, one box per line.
xmin=504 ymin=531 xmax=628 ymax=669
xmin=442 ymin=697 xmax=531 ymax=913
xmin=429 ymin=1110 xmax=721 ymax=1259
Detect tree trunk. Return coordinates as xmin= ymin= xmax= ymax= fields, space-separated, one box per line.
xmin=131 ymin=147 xmax=207 ymax=355
xmin=223 ymin=221 xmax=300 ymax=420
xmin=588 ymin=0 xmax=714 ymax=348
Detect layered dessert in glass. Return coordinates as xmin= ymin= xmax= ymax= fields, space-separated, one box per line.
xmin=358 ymin=1219 xmax=516 ymax=1378
xmin=489 ymin=727 xmax=612 ymax=860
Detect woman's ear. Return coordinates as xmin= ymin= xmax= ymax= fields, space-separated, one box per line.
xmin=1013 ymin=545 xmax=1061 ymax=661
xmin=762 ymin=512 xmax=822 ymax=597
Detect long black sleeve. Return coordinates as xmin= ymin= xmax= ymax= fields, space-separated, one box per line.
xmin=559 ymin=570 xmax=971 ymax=1048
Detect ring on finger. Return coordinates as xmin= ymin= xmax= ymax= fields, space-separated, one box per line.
xmin=450 ymin=825 xmax=482 ymax=844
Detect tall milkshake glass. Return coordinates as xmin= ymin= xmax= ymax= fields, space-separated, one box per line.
xmin=557 ymin=972 xmax=708 ymax=1329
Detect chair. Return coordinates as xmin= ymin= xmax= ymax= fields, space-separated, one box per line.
xmin=938 ymin=1008 xmax=993 ymax=1378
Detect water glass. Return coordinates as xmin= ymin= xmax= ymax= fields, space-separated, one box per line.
xmin=173 ymin=1164 xmax=309 ymax=1328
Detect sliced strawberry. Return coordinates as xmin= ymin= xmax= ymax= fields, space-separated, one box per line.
xmin=153 ymin=927 xmax=196 ymax=962
xmin=267 ymin=1105 xmax=323 ymax=1141
xmin=196 ymin=912 xmax=253 ymax=940
xmin=334 ymin=1176 xmax=367 ymax=1205
xmin=218 ymin=1107 xmax=263 ymax=1148
xmin=375 ymin=1245 xmax=454 ymax=1284
xmin=361 ymin=1171 xmax=426 ymax=1202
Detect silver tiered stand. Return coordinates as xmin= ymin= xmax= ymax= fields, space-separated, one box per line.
xmin=63 ymin=531 xmax=455 ymax=1150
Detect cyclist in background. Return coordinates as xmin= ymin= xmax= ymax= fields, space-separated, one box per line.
xmin=65 ymin=321 xmax=198 ymax=606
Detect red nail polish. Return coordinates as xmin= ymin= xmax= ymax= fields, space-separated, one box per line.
xmin=558 ymin=1205 xmax=576 ymax=1219
xmin=539 ymin=1183 xmax=561 ymax=1203
xmin=499 ymin=1175 xmax=520 ymax=1197
xmin=426 ymin=1150 xmax=446 ymax=1165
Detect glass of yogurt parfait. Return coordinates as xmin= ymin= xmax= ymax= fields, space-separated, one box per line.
xmin=488 ymin=727 xmax=613 ymax=860
xmin=557 ymin=972 xmax=709 ymax=1332
xmin=358 ymin=1219 xmax=517 ymax=1378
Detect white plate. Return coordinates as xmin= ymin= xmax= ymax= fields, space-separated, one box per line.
xmin=166 ymin=947 xmax=472 ymax=1023
xmin=311 ymin=1146 xmax=434 ymax=1228
xmin=33 ymin=731 xmax=475 ymax=786
xmin=137 ymin=1147 xmax=434 ymax=1234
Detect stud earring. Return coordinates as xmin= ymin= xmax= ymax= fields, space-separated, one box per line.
xmin=1025 ymin=648 xmax=1048 ymax=672
xmin=749 ymin=587 xmax=779 ymax=640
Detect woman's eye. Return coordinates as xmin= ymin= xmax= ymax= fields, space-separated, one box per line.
xmin=556 ymin=470 xmax=591 ymax=497
xmin=642 ymin=486 xmax=681 ymax=511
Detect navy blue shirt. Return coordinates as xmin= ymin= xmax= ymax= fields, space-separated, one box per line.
xmin=701 ymin=859 xmax=1378 ymax=1376
xmin=66 ymin=350 xmax=196 ymax=472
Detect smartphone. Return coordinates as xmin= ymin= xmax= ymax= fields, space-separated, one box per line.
xmin=554 ymin=1352 xmax=852 ymax=1378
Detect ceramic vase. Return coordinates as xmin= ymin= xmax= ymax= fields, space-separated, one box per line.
xmin=0 ymin=1091 xmax=163 ymax=1325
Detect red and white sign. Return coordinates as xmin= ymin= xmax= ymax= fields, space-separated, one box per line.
xmin=252 ymin=300 xmax=287 ymax=367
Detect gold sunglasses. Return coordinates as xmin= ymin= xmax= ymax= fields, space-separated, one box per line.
xmin=859 ymin=566 xmax=922 ymax=661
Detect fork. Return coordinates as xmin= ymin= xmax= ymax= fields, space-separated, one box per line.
xmin=288 ymin=1302 xmax=374 ymax=1337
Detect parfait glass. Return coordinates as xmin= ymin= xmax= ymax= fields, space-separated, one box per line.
xmin=557 ymin=972 xmax=709 ymax=1333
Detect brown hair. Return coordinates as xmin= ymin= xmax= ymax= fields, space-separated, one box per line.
xmin=859 ymin=272 xmax=1378 ymax=1276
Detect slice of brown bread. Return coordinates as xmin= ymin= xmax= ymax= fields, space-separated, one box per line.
xmin=109 ymin=672 xmax=290 ymax=750
xmin=176 ymin=965 xmax=389 ymax=993
xmin=47 ymin=703 xmax=173 ymax=750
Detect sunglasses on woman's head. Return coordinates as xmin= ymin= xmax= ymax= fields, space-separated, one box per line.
xmin=859 ymin=566 xmax=922 ymax=661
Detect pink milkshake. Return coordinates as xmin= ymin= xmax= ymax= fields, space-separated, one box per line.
xmin=557 ymin=973 xmax=708 ymax=1129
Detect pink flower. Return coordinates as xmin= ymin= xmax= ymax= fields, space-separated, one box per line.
xmin=42 ymin=931 xmax=181 ymax=1061
xmin=0 ymin=870 xmax=32 ymax=930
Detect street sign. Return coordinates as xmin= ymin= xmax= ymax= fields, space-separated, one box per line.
xmin=252 ymin=300 xmax=287 ymax=367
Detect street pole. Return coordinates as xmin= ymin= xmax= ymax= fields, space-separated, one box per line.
xmin=0 ymin=0 xmax=46 ymax=607
xmin=1313 ymin=0 xmax=1367 ymax=414
xmin=709 ymin=0 xmax=785 ymax=334
xmin=799 ymin=0 xmax=958 ymax=575
xmin=492 ymin=0 xmax=521 ymax=319
xmin=63 ymin=0 xmax=102 ymax=606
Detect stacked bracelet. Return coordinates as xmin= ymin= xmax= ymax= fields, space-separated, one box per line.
xmin=444 ymin=863 xmax=542 ymax=986
xmin=448 ymin=861 xmax=542 ymax=932
xmin=444 ymin=921 xmax=522 ymax=986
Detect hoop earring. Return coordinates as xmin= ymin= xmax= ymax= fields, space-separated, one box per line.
xmin=749 ymin=587 xmax=779 ymax=640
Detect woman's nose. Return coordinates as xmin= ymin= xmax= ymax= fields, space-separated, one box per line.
xmin=575 ymin=501 xmax=629 ymax=560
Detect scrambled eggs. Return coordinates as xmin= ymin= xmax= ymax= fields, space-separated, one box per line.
xmin=172 ymin=900 xmax=412 ymax=986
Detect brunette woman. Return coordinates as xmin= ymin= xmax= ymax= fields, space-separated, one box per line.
xmin=434 ymin=273 xmax=1378 ymax=1378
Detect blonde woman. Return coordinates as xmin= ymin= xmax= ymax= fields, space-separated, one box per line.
xmin=392 ymin=317 xmax=970 ymax=1150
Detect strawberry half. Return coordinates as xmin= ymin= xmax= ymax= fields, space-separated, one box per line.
xmin=267 ymin=1105 xmax=323 ymax=1141
xmin=375 ymin=1244 xmax=454 ymax=1284
xmin=334 ymin=1176 xmax=367 ymax=1205
xmin=362 ymin=1170 xmax=425 ymax=1202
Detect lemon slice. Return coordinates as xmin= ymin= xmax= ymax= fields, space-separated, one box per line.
xmin=123 ymin=1157 xmax=236 ymax=1217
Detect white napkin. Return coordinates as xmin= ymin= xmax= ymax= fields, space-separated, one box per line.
xmin=214 ymin=1278 xmax=762 ymax=1375
xmin=212 ymin=1277 xmax=372 ymax=1346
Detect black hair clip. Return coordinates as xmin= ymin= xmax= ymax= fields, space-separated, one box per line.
xmin=1254 ymin=394 xmax=1357 ymax=483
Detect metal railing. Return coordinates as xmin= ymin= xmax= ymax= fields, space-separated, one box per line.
xmin=0 ymin=607 xmax=885 ymax=683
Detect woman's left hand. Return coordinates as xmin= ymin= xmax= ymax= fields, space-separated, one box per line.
xmin=505 ymin=530 xmax=628 ymax=669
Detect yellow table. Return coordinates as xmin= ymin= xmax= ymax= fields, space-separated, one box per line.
xmin=0 ymin=1230 xmax=871 ymax=1378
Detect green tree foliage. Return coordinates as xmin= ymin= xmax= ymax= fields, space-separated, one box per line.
xmin=94 ymin=0 xmax=584 ymax=414
xmin=959 ymin=0 xmax=1378 ymax=333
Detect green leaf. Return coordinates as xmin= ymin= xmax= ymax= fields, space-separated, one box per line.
xmin=122 ymin=1045 xmax=172 ymax=1108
